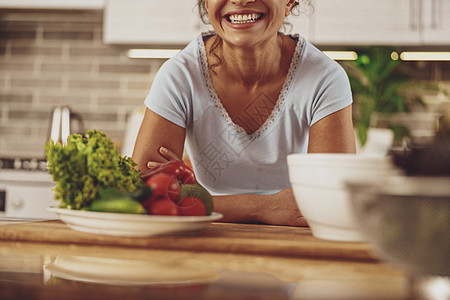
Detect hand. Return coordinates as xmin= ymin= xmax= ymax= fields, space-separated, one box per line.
xmin=258 ymin=188 xmax=308 ymax=227
xmin=142 ymin=147 xmax=183 ymax=180
xmin=147 ymin=146 xmax=181 ymax=169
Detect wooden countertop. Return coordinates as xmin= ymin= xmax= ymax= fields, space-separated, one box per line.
xmin=0 ymin=220 xmax=377 ymax=261
xmin=0 ymin=221 xmax=411 ymax=300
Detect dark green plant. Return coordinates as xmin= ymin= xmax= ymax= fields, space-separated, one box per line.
xmin=388 ymin=124 xmax=410 ymax=145
xmin=342 ymin=47 xmax=430 ymax=146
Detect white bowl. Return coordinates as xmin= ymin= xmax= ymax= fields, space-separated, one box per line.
xmin=287 ymin=153 xmax=401 ymax=242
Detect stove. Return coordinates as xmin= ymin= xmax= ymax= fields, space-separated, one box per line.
xmin=0 ymin=158 xmax=59 ymax=224
xmin=0 ymin=157 xmax=48 ymax=172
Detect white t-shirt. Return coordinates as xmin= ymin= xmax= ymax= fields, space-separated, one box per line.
xmin=145 ymin=33 xmax=352 ymax=195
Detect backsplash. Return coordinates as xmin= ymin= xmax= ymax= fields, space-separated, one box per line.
xmin=0 ymin=10 xmax=164 ymax=158
xmin=1 ymin=9 xmax=449 ymax=159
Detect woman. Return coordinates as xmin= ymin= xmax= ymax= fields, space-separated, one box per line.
xmin=133 ymin=0 xmax=356 ymax=226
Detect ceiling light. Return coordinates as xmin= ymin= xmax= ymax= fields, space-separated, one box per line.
xmin=391 ymin=52 xmax=400 ymax=61
xmin=400 ymin=52 xmax=450 ymax=61
xmin=128 ymin=49 xmax=180 ymax=59
xmin=323 ymin=51 xmax=358 ymax=61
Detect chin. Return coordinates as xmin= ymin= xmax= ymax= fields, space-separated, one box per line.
xmin=220 ymin=31 xmax=267 ymax=48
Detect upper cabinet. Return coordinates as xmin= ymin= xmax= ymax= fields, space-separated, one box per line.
xmin=310 ymin=0 xmax=420 ymax=45
xmin=289 ymin=0 xmax=450 ymax=46
xmin=2 ymin=0 xmax=448 ymax=46
xmin=0 ymin=0 xmax=103 ymax=9
xmin=286 ymin=13 xmax=312 ymax=41
xmin=104 ymin=0 xmax=203 ymax=45
xmin=421 ymin=0 xmax=450 ymax=45
xmin=101 ymin=0 xmax=450 ymax=46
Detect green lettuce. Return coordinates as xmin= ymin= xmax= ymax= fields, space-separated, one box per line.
xmin=45 ymin=130 xmax=144 ymax=210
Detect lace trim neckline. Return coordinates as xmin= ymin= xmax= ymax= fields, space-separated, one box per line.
xmin=198 ymin=32 xmax=304 ymax=140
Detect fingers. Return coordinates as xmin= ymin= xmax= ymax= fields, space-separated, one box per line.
xmin=145 ymin=146 xmax=181 ymax=170
xmin=159 ymin=146 xmax=182 ymax=161
xmin=147 ymin=161 xmax=161 ymax=169
xmin=141 ymin=169 xmax=152 ymax=180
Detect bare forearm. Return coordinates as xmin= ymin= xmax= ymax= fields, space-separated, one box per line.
xmin=213 ymin=194 xmax=261 ymax=223
xmin=213 ymin=188 xmax=308 ymax=227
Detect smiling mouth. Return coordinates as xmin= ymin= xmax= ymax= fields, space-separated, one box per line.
xmin=226 ymin=13 xmax=263 ymax=24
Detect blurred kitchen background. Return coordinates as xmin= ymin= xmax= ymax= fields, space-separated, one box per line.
xmin=0 ymin=0 xmax=449 ymax=159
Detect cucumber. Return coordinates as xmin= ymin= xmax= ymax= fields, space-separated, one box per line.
xmin=87 ymin=197 xmax=146 ymax=214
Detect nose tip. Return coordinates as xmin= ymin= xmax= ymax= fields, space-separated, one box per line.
xmin=230 ymin=0 xmax=256 ymax=6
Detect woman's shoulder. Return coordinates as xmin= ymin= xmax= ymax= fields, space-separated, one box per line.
xmin=286 ymin=34 xmax=351 ymax=96
xmin=157 ymin=34 xmax=204 ymax=75
xmin=284 ymin=34 xmax=333 ymax=70
xmin=298 ymin=38 xmax=346 ymax=73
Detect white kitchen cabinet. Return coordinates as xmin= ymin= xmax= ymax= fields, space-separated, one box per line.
xmin=305 ymin=0 xmax=450 ymax=46
xmin=286 ymin=13 xmax=312 ymax=40
xmin=309 ymin=0 xmax=421 ymax=46
xmin=421 ymin=0 xmax=450 ymax=45
xmin=0 ymin=0 xmax=103 ymax=9
xmin=104 ymin=0 xmax=201 ymax=45
xmin=102 ymin=0 xmax=449 ymax=46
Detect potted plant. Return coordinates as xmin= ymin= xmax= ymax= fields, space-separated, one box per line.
xmin=341 ymin=46 xmax=436 ymax=149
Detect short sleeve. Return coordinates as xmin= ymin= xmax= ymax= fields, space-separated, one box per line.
xmin=144 ymin=59 xmax=190 ymax=128
xmin=309 ymin=63 xmax=353 ymax=126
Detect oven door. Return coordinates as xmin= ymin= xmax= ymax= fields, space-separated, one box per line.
xmin=0 ymin=171 xmax=59 ymax=224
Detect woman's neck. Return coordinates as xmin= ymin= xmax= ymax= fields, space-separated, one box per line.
xmin=207 ymin=33 xmax=293 ymax=88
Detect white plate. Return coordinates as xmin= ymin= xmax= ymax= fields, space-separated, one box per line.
xmin=44 ymin=256 xmax=220 ymax=286
xmin=48 ymin=207 xmax=223 ymax=237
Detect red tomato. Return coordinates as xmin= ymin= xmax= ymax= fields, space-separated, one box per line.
xmin=145 ymin=173 xmax=180 ymax=202
xmin=140 ymin=197 xmax=155 ymax=212
xmin=142 ymin=160 xmax=196 ymax=184
xmin=149 ymin=198 xmax=180 ymax=216
xmin=179 ymin=167 xmax=196 ymax=184
xmin=177 ymin=196 xmax=206 ymax=216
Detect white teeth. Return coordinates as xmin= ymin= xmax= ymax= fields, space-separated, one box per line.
xmin=228 ymin=13 xmax=261 ymax=24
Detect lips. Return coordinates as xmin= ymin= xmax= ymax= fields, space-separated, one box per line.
xmin=224 ymin=12 xmax=264 ymax=25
